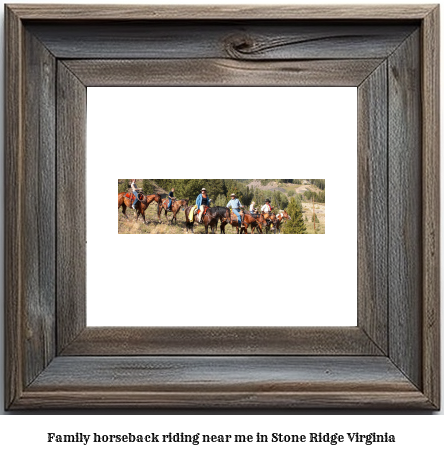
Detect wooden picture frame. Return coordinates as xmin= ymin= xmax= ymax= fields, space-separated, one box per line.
xmin=5 ymin=4 xmax=440 ymax=409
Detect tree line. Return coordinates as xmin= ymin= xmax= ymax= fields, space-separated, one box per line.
xmin=119 ymin=179 xmax=294 ymax=210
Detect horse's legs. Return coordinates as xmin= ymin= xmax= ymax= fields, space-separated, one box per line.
xmin=121 ymin=204 xmax=128 ymax=219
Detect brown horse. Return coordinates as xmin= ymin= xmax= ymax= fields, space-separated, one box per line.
xmin=220 ymin=211 xmax=246 ymax=234
xmin=135 ymin=193 xmax=162 ymax=224
xmin=242 ymin=212 xmax=268 ymax=234
xmin=118 ymin=191 xmax=144 ymax=219
xmin=185 ymin=206 xmax=230 ymax=234
xmin=118 ymin=192 xmax=161 ymax=224
xmin=262 ymin=212 xmax=277 ymax=234
xmin=275 ymin=210 xmax=291 ymax=233
xmin=159 ymin=198 xmax=189 ymax=224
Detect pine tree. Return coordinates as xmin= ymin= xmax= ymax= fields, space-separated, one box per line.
xmin=280 ymin=192 xmax=289 ymax=210
xmin=206 ymin=179 xmax=226 ymax=199
xmin=283 ymin=197 xmax=307 ymax=234
xmin=142 ymin=179 xmax=154 ymax=195
xmin=215 ymin=194 xmax=227 ymax=207
xmin=184 ymin=179 xmax=206 ymax=202
xmin=118 ymin=179 xmax=130 ymax=193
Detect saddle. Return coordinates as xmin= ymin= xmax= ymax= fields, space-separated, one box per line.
xmin=164 ymin=198 xmax=176 ymax=210
xmin=124 ymin=193 xmax=136 ymax=202
xmin=197 ymin=206 xmax=209 ymax=218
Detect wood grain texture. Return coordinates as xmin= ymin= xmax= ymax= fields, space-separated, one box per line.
xmin=4 ymin=5 xmax=440 ymax=410
xmin=64 ymin=58 xmax=384 ymax=87
xmin=21 ymin=29 xmax=57 ymax=387
xmin=357 ymin=62 xmax=388 ymax=354
xmin=27 ymin=22 xmax=416 ymax=60
xmin=8 ymin=4 xmax=436 ymax=20
xmin=388 ymin=31 xmax=422 ymax=389
xmin=421 ymin=6 xmax=440 ymax=409
xmin=56 ymin=62 xmax=87 ymax=353
xmin=4 ymin=4 xmax=24 ymax=410
xmin=61 ymin=327 xmax=382 ymax=356
xmin=13 ymin=356 xmax=432 ymax=409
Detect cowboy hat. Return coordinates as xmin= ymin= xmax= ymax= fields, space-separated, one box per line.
xmin=230 ymin=193 xmax=236 ymax=197
xmin=201 ymin=188 xmax=207 ymax=191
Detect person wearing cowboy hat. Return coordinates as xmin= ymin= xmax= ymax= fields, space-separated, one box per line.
xmin=261 ymin=198 xmax=273 ymax=217
xmin=226 ymin=192 xmax=244 ymax=230
xmin=196 ymin=188 xmax=210 ymax=223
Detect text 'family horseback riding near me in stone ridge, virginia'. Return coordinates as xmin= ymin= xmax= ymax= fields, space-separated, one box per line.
xmin=118 ymin=179 xmax=326 ymax=234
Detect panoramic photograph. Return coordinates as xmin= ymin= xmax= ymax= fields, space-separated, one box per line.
xmin=118 ymin=179 xmax=326 ymax=234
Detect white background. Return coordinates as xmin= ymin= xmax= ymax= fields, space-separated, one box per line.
xmin=87 ymin=87 xmax=357 ymax=326
xmin=0 ymin=0 xmax=442 ymax=450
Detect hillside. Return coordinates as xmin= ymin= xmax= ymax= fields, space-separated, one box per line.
xmin=244 ymin=179 xmax=323 ymax=194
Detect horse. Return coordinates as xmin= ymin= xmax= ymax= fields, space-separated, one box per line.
xmin=135 ymin=193 xmax=162 ymax=224
xmin=118 ymin=192 xmax=161 ymax=224
xmin=158 ymin=198 xmax=189 ymax=224
xmin=220 ymin=210 xmax=247 ymax=234
xmin=242 ymin=212 xmax=269 ymax=234
xmin=262 ymin=211 xmax=277 ymax=234
xmin=118 ymin=191 xmax=145 ymax=219
xmin=185 ymin=206 xmax=230 ymax=234
xmin=275 ymin=210 xmax=291 ymax=233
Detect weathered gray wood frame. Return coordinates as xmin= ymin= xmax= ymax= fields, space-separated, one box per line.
xmin=5 ymin=4 xmax=440 ymax=409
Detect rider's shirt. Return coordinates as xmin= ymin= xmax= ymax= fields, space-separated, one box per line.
xmin=201 ymin=196 xmax=209 ymax=206
xmin=261 ymin=203 xmax=271 ymax=213
xmin=227 ymin=199 xmax=242 ymax=211
xmin=250 ymin=204 xmax=255 ymax=212
xmin=169 ymin=191 xmax=174 ymax=199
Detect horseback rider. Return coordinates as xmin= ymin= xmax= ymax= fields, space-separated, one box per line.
xmin=250 ymin=201 xmax=257 ymax=214
xmin=261 ymin=199 xmax=273 ymax=221
xmin=261 ymin=199 xmax=273 ymax=214
xmin=167 ymin=187 xmax=175 ymax=211
xmin=131 ymin=179 xmax=138 ymax=210
xmin=196 ymin=188 xmax=210 ymax=223
xmin=227 ymin=193 xmax=244 ymax=228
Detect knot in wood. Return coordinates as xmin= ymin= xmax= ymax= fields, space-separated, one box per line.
xmin=224 ymin=34 xmax=255 ymax=59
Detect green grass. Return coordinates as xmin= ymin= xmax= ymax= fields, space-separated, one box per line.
xmin=118 ymin=203 xmax=244 ymax=234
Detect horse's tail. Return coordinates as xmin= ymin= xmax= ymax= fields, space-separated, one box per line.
xmin=157 ymin=194 xmax=163 ymax=217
